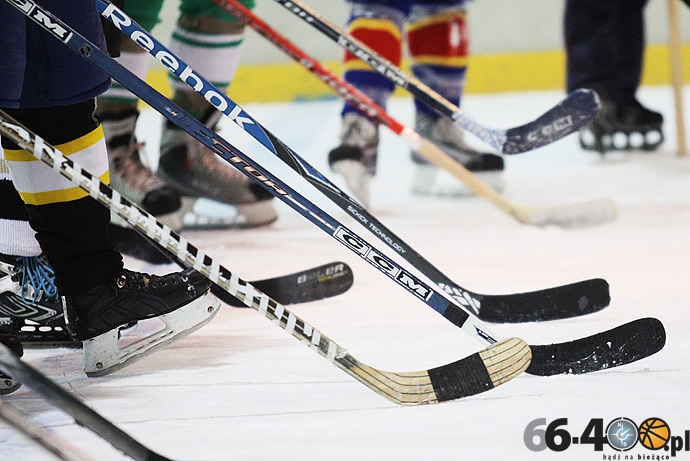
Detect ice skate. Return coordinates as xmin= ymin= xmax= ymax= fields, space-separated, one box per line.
xmin=0 ymin=330 xmax=23 ymax=394
xmin=157 ymin=109 xmax=278 ymax=230
xmin=579 ymin=97 xmax=664 ymax=154
xmin=411 ymin=112 xmax=504 ymax=197
xmin=102 ymin=110 xmax=181 ymax=217
xmin=62 ymin=268 xmax=220 ymax=377
xmin=327 ymin=112 xmax=379 ymax=208
xmin=0 ymin=254 xmax=72 ymax=346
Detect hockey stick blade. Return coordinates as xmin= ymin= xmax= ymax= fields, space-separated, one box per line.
xmin=0 ymin=111 xmax=530 ymax=404
xmin=527 ymin=318 xmax=666 ymax=376
xmin=271 ymin=0 xmax=599 ymax=153
xmin=0 ymin=343 xmax=172 ymax=461
xmin=110 ymin=224 xmax=354 ymax=307
xmin=211 ymin=261 xmax=354 ymax=307
xmin=342 ymin=336 xmax=531 ymax=404
xmin=513 ymin=197 xmax=618 ymax=228
xmin=465 ymin=278 xmax=611 ymax=323
xmin=501 ymin=88 xmax=601 ymax=154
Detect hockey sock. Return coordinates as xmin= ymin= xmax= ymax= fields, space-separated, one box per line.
xmin=341 ymin=4 xmax=406 ymax=116
xmin=1 ymin=102 xmax=123 ymax=295
xmin=168 ymin=26 xmax=245 ymax=119
xmin=407 ymin=7 xmax=469 ymax=118
xmin=0 ymin=155 xmax=41 ymax=257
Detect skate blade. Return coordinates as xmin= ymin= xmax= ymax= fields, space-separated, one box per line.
xmin=82 ymin=292 xmax=220 ymax=377
xmin=180 ymin=197 xmax=278 ymax=230
xmin=411 ymin=164 xmax=505 ymax=197
xmin=331 ymin=159 xmax=372 ymax=208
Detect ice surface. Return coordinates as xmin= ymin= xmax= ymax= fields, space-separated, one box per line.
xmin=1 ymin=87 xmax=689 ymax=460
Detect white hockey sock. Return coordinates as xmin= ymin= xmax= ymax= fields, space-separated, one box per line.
xmin=168 ymin=28 xmax=245 ymax=93
xmin=0 ymin=156 xmax=41 ymax=257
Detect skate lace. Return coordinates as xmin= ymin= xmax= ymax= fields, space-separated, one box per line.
xmin=17 ymin=255 xmax=59 ymax=304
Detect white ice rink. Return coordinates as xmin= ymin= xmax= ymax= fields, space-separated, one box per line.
xmin=1 ymin=87 xmax=690 ymax=460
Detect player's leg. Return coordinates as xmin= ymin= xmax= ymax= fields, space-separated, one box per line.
xmin=326 ymin=0 xmax=410 ymax=208
xmin=156 ymin=0 xmax=278 ymax=228
xmin=407 ymin=1 xmax=503 ymax=196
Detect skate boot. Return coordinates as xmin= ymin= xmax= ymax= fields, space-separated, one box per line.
xmin=327 ymin=112 xmax=379 ymax=208
xmin=0 ymin=253 xmax=72 ymax=346
xmin=102 ymin=110 xmax=181 ymax=216
xmin=62 ymin=268 xmax=220 ymax=377
xmin=102 ymin=111 xmax=183 ymax=264
xmin=0 ymin=329 xmax=22 ymax=395
xmin=157 ymin=109 xmax=278 ymax=230
xmin=579 ymin=97 xmax=664 ymax=154
xmin=411 ymin=112 xmax=505 ymax=196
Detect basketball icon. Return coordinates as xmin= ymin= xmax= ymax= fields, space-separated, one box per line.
xmin=638 ymin=418 xmax=670 ymax=450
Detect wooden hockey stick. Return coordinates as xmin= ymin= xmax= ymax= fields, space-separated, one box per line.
xmin=668 ymin=0 xmax=687 ymax=157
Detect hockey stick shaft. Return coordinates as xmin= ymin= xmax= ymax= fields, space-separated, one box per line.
xmin=0 ymin=343 xmax=170 ymax=461
xmin=0 ymin=108 xmax=529 ymax=403
xmin=270 ymin=0 xmax=600 ymax=154
xmin=0 ymin=394 xmax=101 ymax=461
xmin=98 ymin=0 xmax=609 ymax=328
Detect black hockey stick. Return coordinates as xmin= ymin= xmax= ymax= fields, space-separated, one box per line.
xmin=0 ymin=110 xmax=530 ymax=404
xmin=0 ymin=397 xmax=95 ymax=461
xmin=19 ymin=0 xmax=664 ymax=376
xmin=211 ymin=261 xmax=354 ymax=307
xmin=270 ymin=0 xmax=600 ymax=154
xmin=0 ymin=343 xmax=174 ymax=461
xmin=98 ymin=0 xmax=609 ymax=324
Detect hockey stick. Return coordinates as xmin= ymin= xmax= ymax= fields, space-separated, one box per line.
xmin=0 ymin=110 xmax=529 ymax=404
xmin=0 ymin=343 xmax=173 ymax=461
xmin=59 ymin=0 xmax=661 ymax=374
xmin=98 ymin=0 xmax=610 ymax=325
xmin=270 ymin=0 xmax=600 ymax=154
xmin=217 ymin=0 xmax=616 ymax=229
xmin=212 ymin=261 xmax=354 ymax=307
xmin=17 ymin=0 xmax=665 ymax=374
xmin=668 ymin=0 xmax=687 ymax=157
xmin=0 ymin=394 xmax=97 ymax=461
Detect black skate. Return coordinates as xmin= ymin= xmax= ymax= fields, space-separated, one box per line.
xmin=62 ymin=268 xmax=219 ymax=377
xmin=579 ymin=98 xmax=664 ymax=154
xmin=0 ymin=331 xmax=23 ymax=394
xmin=0 ymin=254 xmax=73 ymax=346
